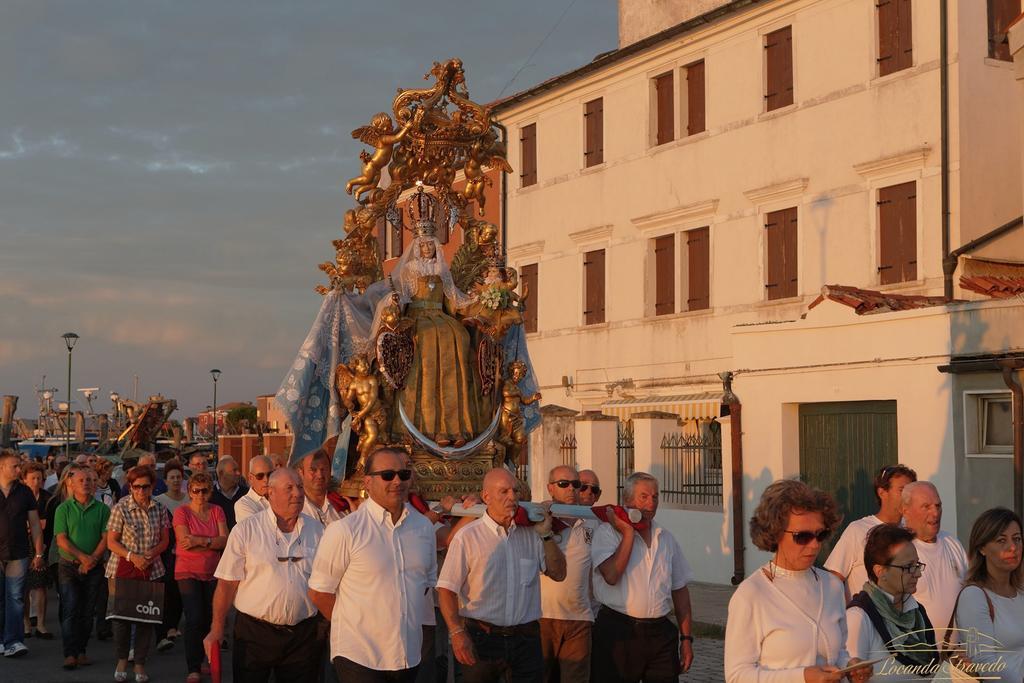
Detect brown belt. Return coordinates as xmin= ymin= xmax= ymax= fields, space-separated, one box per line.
xmin=598 ymin=605 xmax=671 ymax=626
xmin=466 ymin=618 xmax=540 ymax=637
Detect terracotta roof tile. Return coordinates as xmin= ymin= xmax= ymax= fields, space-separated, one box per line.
xmin=808 ymin=285 xmax=950 ymax=315
xmin=959 ymin=275 xmax=1024 ymax=299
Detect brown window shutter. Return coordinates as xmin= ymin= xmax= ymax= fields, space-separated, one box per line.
xmin=878 ymin=181 xmax=916 ymax=284
xmin=765 ymin=26 xmax=794 ymax=111
xmin=521 ymin=263 xmax=539 ymax=334
xmin=896 ymin=0 xmax=913 ymax=71
xmin=686 ymin=61 xmax=706 ymax=136
xmin=877 ymin=0 xmax=897 ymax=75
xmin=687 ymin=227 xmax=710 ymax=310
xmin=584 ymin=98 xmax=604 ymax=167
xmin=655 ymin=72 xmax=674 ymax=145
xmin=782 ymin=207 xmax=798 ymax=298
xmin=584 ymin=248 xmax=606 ymax=325
xmin=989 ymin=0 xmax=1021 ymax=60
xmin=654 ymin=234 xmax=675 ymax=315
xmin=520 ymin=123 xmax=537 ymax=187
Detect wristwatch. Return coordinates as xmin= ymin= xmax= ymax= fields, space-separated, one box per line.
xmin=540 ymin=533 xmax=554 ymax=542
xmin=680 ymin=634 xmax=694 ymax=643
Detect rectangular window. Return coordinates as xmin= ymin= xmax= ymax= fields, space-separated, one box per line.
xmin=989 ymin=0 xmax=1021 ymax=60
xmin=584 ymin=98 xmax=604 ymax=167
xmin=764 ymin=26 xmax=794 ymax=112
xmin=982 ymin=396 xmax=1013 ymax=453
xmin=686 ymin=227 xmax=710 ymax=311
xmin=878 ymin=181 xmax=917 ymax=285
xmin=583 ymin=248 xmax=606 ymax=325
xmin=654 ymin=234 xmax=675 ymax=316
xmin=765 ymin=207 xmax=798 ymax=300
xmin=654 ymin=72 xmax=674 ymax=145
xmin=877 ymin=0 xmax=913 ymax=76
xmin=520 ymin=263 xmax=539 ymax=334
xmin=520 ymin=123 xmax=537 ymax=188
xmin=685 ymin=60 xmax=706 ymax=136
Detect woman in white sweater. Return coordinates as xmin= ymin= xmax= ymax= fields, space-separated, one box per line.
xmin=725 ymin=479 xmax=870 ymax=683
xmin=951 ymin=507 xmax=1024 ymax=683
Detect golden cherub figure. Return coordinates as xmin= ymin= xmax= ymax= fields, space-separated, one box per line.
xmin=462 ymin=132 xmax=512 ymax=216
xmin=496 ymin=360 xmax=541 ymax=466
xmin=346 ymin=112 xmax=414 ymax=201
xmin=335 ymin=355 xmax=388 ymax=473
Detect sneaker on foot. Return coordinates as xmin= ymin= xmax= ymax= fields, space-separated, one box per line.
xmin=4 ymin=642 xmax=28 ymax=658
xmin=157 ymin=638 xmax=174 ymax=652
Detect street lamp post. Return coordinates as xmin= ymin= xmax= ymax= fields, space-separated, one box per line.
xmin=110 ymin=391 xmax=120 ymax=432
xmin=61 ymin=332 xmax=79 ymax=460
xmin=210 ymin=369 xmax=221 ymax=455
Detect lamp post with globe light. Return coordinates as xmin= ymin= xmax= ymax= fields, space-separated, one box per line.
xmin=61 ymin=332 xmax=79 ymax=459
xmin=210 ymin=369 xmax=221 ymax=456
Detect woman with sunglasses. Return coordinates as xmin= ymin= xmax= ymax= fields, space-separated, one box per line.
xmin=846 ymin=524 xmax=935 ymax=680
xmin=949 ymin=507 xmax=1024 ymax=682
xmin=105 ymin=465 xmax=171 ymax=683
xmin=173 ymin=471 xmax=228 ymax=683
xmin=726 ymin=479 xmax=869 ymax=682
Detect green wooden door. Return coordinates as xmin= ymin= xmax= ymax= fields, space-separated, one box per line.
xmin=799 ymin=400 xmax=898 ymax=563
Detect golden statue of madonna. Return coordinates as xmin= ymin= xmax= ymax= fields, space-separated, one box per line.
xmin=277 ymin=59 xmax=542 ymax=495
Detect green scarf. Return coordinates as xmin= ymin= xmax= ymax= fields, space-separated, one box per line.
xmin=864 ymin=582 xmax=933 ymax=665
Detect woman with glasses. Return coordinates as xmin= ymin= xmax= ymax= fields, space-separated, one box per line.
xmin=173 ymin=471 xmax=227 ymax=683
xmin=726 ymin=479 xmax=869 ymax=682
xmin=949 ymin=507 xmax=1024 ymax=682
xmin=846 ymin=524 xmax=935 ymax=680
xmin=105 ymin=465 xmax=171 ymax=683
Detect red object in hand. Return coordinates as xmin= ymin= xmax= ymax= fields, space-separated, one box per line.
xmin=591 ymin=505 xmax=649 ymax=531
xmin=408 ymin=492 xmax=430 ymax=516
xmin=512 ymin=506 xmax=535 ymax=527
xmin=209 ymin=641 xmax=221 ymax=683
xmin=327 ymin=491 xmax=351 ymax=514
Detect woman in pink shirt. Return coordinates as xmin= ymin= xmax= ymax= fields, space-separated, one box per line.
xmin=173 ymin=472 xmax=227 ymax=683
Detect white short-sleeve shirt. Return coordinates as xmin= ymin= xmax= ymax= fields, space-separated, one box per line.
xmin=214 ymin=507 xmax=322 ymax=626
xmin=912 ymin=532 xmax=968 ymax=645
xmin=824 ymin=515 xmax=882 ymax=592
xmin=541 ymin=519 xmax=596 ymax=622
xmin=436 ymin=511 xmax=545 ymax=627
xmin=234 ymin=487 xmax=269 ymax=524
xmin=303 ymin=495 xmax=345 ymax=528
xmin=591 ymin=520 xmax=693 ymax=619
xmin=309 ymin=499 xmax=437 ymax=671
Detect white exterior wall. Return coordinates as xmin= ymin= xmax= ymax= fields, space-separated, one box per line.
xmin=497 ymin=0 xmax=1024 ymax=583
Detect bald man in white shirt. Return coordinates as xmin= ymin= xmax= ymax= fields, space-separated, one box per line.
xmin=437 ymin=467 xmax=566 ymax=683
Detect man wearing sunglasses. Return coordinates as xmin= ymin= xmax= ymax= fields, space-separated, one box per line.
xmin=539 ymin=466 xmax=599 ymax=683
xmin=206 ymin=468 xmax=326 ymax=682
xmin=234 ymin=455 xmax=273 ymax=524
xmin=591 ymin=472 xmax=695 ymax=682
xmin=438 ymin=467 xmax=567 ymax=683
xmin=577 ymin=470 xmax=603 ymax=507
xmin=309 ymin=447 xmax=437 ymax=682
xmin=824 ymin=464 xmax=917 ymax=597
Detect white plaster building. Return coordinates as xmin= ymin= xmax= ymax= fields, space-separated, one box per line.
xmin=496 ymin=0 xmax=1024 ymax=583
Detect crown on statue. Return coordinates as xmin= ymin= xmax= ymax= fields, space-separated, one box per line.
xmin=407 ymin=185 xmax=439 ymax=238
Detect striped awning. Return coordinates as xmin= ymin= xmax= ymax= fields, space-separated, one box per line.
xmin=601 ymin=392 xmax=723 ymax=422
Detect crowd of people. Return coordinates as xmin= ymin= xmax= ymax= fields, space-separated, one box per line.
xmin=3 ymin=444 xmax=1021 ymax=683
xmin=0 ymin=444 xmax=696 ymax=683
xmin=725 ymin=466 xmax=1024 ymax=682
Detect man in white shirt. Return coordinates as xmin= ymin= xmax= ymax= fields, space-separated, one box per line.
xmin=234 ymin=455 xmax=272 ymax=524
xmin=825 ymin=464 xmax=917 ymax=596
xmin=901 ymin=481 xmax=967 ymax=645
xmin=578 ymin=469 xmax=603 ymax=507
xmin=540 ymin=465 xmax=597 ymax=683
xmin=308 ymin=447 xmax=437 ymax=682
xmin=592 ymin=471 xmax=694 ymax=683
xmin=438 ymin=467 xmax=566 ymax=683
xmin=204 ymin=468 xmax=326 ymax=682
xmin=299 ymin=447 xmax=345 ymax=528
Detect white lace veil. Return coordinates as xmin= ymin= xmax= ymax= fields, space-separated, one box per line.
xmin=369 ymin=235 xmax=475 ymax=338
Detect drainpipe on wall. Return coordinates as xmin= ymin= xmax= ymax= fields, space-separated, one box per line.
xmin=1000 ymin=362 xmax=1024 ymax=519
xmin=720 ymin=371 xmax=745 ymax=585
xmin=939 ymin=0 xmax=955 ymax=301
xmin=494 ymin=121 xmax=509 ymax=258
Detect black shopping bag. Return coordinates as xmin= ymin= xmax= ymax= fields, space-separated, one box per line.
xmin=106 ymin=578 xmax=165 ymax=624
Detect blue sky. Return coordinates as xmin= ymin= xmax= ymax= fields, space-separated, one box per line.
xmin=0 ymin=0 xmax=618 ymax=419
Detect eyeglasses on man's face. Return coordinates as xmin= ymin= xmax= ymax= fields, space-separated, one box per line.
xmin=551 ymin=479 xmax=581 ymax=489
xmin=884 ymin=561 xmax=926 ymax=575
xmin=251 ymin=471 xmax=271 ymax=480
xmin=579 ymin=484 xmax=601 ymax=495
xmin=131 ymin=483 xmax=152 ymax=491
xmin=190 ymin=487 xmax=211 ymax=495
xmin=367 ymin=469 xmax=412 ymax=482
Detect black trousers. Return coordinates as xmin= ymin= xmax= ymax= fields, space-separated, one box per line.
xmin=590 ymin=607 xmax=679 ymax=683
xmin=333 ymin=656 xmax=419 ymax=682
xmin=232 ymin=611 xmax=327 ymax=683
xmin=461 ymin=620 xmax=543 ymax=683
